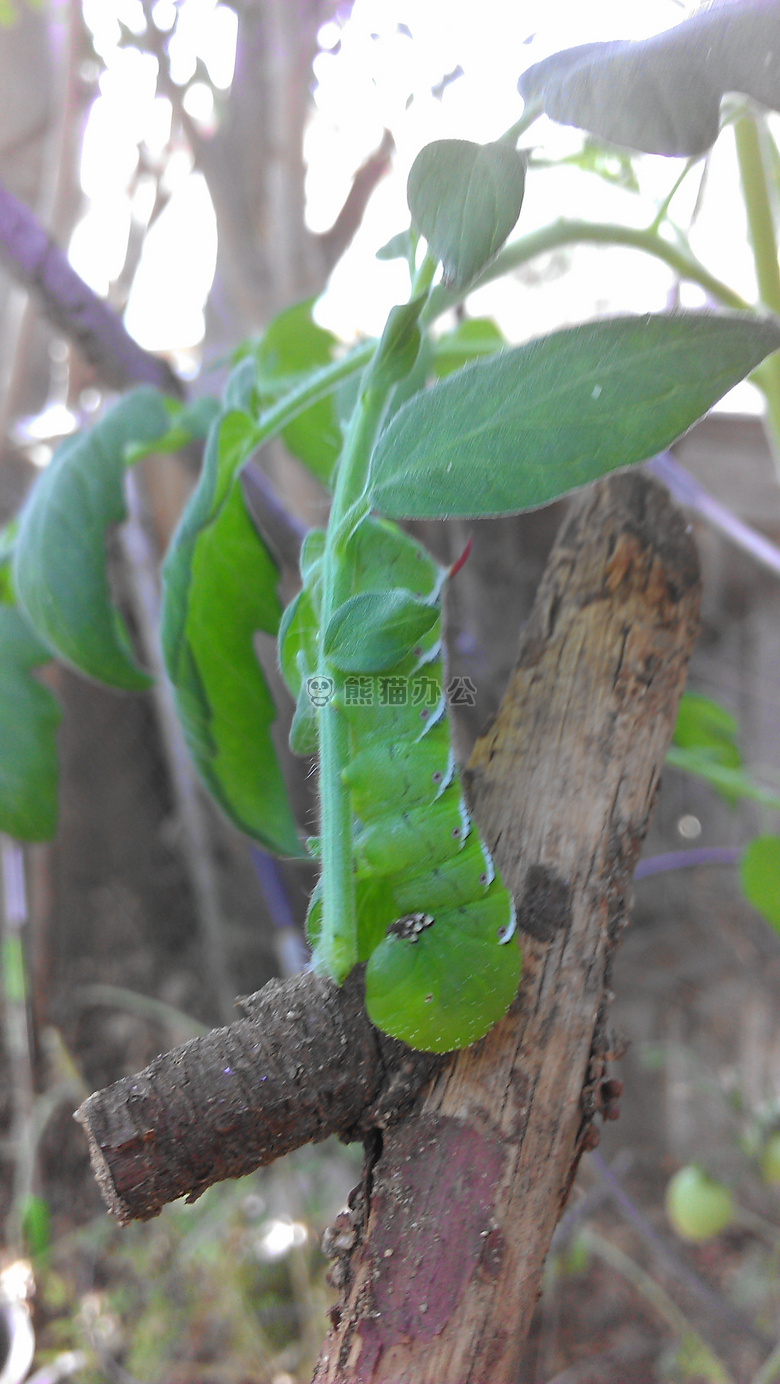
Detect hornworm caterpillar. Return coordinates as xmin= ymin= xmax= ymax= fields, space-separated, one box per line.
xmin=279 ymin=514 xmax=520 ymax=1052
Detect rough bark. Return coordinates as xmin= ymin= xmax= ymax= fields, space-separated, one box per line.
xmin=75 ymin=469 xmax=701 ymax=1377
xmin=313 ymin=471 xmax=700 ymax=1382
xmin=74 ymin=967 xmax=442 ymax=1224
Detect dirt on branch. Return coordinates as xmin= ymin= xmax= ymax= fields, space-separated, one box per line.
xmin=75 ymin=470 xmax=701 ymax=1383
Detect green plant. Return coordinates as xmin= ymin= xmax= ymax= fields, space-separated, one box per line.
xmin=3 ymin=2 xmax=780 ymax=1053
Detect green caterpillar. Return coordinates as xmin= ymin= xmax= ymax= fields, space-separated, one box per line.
xmin=279 ymin=513 xmax=520 ymax=1052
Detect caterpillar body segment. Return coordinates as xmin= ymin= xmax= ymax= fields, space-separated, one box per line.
xmin=279 ymin=514 xmax=520 ymax=1052
xmin=341 ymin=725 xmax=456 ymax=816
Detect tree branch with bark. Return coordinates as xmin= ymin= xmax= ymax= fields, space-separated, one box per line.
xmin=0 ymin=180 xmax=182 ymax=397
xmin=75 ymin=467 xmax=701 ymax=1380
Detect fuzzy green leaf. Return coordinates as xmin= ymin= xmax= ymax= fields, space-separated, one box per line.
xmin=13 ymin=388 xmax=175 ymax=689
xmin=407 ymin=139 xmax=527 ymax=289
xmin=161 ymin=410 xmax=302 ymax=856
xmin=673 ymin=692 xmax=740 ymax=765
xmin=740 ymin=835 xmax=780 ymax=931
xmin=672 ymin=690 xmax=742 ymax=803
xmin=0 ymin=607 xmax=61 ymax=841
xmin=368 ymin=298 xmax=424 ymax=390
xmin=324 ymin=590 xmax=438 ymax=673
xmin=376 ymin=229 xmax=415 ymax=262
xmin=369 ymin=313 xmax=780 ymax=519
xmin=433 ymin=316 xmax=505 ymax=377
xmin=519 ymin=0 xmax=780 ymax=157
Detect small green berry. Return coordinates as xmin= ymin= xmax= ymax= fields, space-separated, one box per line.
xmin=665 ymin=1165 xmax=733 ymax=1241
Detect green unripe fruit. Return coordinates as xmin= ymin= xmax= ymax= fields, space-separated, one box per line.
xmin=760 ymin=1133 xmax=780 ymax=1185
xmin=665 ymin=1165 xmax=733 ymax=1241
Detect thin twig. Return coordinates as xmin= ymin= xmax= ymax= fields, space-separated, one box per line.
xmin=635 ymin=847 xmax=741 ymax=879
xmin=589 ymin=1150 xmax=772 ymax=1352
xmin=582 ymin=1225 xmax=736 ymax=1383
xmin=649 ymin=451 xmax=780 ymax=580
xmin=0 ymin=181 xmax=181 ymax=396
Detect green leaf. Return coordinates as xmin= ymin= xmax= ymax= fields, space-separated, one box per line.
xmin=364 ymin=894 xmax=521 ymax=1052
xmin=0 ymin=607 xmax=61 ymax=841
xmin=376 ymin=229 xmax=415 ymax=262
xmin=124 ymin=395 xmax=219 ymax=463
xmin=161 ymin=410 xmax=303 ymax=856
xmin=20 ymin=1193 xmax=51 ymax=1258
xmin=252 ymin=298 xmax=343 ymax=483
xmin=666 ymin=746 xmax=780 ymax=810
xmin=367 ymin=298 xmax=424 ymax=390
xmin=13 ymin=388 xmax=173 ymax=690
xmin=740 ymin=836 xmax=780 ymax=931
xmin=518 ymin=1 xmax=780 ymax=157
xmin=407 ymin=139 xmax=527 ymax=289
xmin=673 ymin=692 xmax=740 ymax=762
xmin=673 ymin=691 xmax=741 ymax=802
xmin=324 ymin=590 xmax=438 ymax=673
xmin=223 ymin=356 xmax=257 ymax=412
xmin=369 ymin=313 xmax=780 ymax=519
xmin=432 ymin=316 xmax=505 ymax=377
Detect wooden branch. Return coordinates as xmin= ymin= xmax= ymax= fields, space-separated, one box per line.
xmin=313 ymin=471 xmax=701 ymax=1382
xmin=74 ymin=968 xmax=442 ymax=1224
xmin=315 ymin=130 xmax=395 ymax=274
xmin=0 ymin=180 xmax=182 ymax=396
xmin=75 ymin=471 xmax=700 ymax=1377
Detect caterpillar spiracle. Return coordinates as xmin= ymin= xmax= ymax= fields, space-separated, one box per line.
xmin=279 ymin=514 xmax=520 ymax=1052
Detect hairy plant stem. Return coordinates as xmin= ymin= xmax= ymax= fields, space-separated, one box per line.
xmin=733 ymin=111 xmax=780 ymax=472
xmin=250 ymin=340 xmax=375 ymax=451
xmin=444 ymin=217 xmax=752 ymax=313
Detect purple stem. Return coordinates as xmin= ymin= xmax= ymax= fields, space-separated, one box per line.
xmin=635 ymin=846 xmax=741 ymax=879
xmin=648 ymin=451 xmax=780 ymax=579
xmin=249 ymin=847 xmax=309 ymax=978
xmin=0 ymin=180 xmax=182 ymax=397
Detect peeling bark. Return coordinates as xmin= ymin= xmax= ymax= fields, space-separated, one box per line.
xmin=75 ymin=470 xmax=701 ymax=1379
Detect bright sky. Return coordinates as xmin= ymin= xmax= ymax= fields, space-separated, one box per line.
xmin=65 ymin=0 xmax=761 ymax=407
